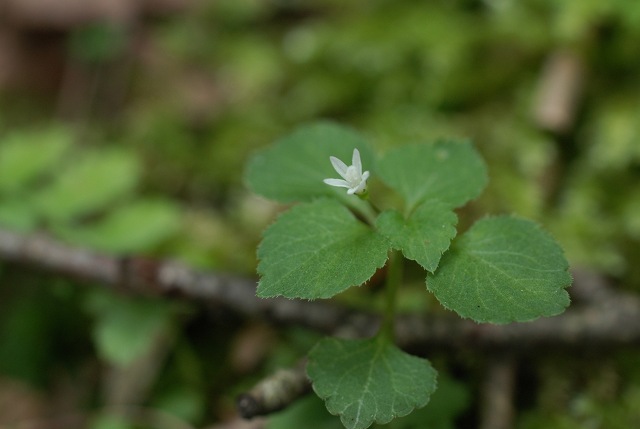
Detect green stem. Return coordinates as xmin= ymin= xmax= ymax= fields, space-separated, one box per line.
xmin=381 ymin=250 xmax=402 ymax=342
xmin=342 ymin=194 xmax=378 ymax=226
xmin=358 ymin=201 xmax=378 ymax=225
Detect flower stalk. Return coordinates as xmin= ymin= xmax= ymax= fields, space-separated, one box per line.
xmin=381 ymin=250 xmax=402 ymax=342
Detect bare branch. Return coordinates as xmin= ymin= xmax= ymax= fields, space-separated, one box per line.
xmin=2 ymin=228 xmax=640 ymax=352
xmin=395 ymin=283 xmax=640 ymax=351
xmin=479 ymin=356 xmax=516 ymax=429
xmin=0 ymin=228 xmax=356 ymax=333
xmin=236 ymin=363 xmax=310 ymax=419
xmin=4 ymin=228 xmax=640 ymax=421
xmin=533 ymin=49 xmax=584 ymax=133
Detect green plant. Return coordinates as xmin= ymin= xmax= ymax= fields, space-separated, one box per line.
xmin=245 ymin=122 xmax=571 ymax=429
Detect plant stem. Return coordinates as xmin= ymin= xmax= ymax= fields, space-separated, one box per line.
xmin=342 ymin=194 xmax=378 ymax=226
xmin=381 ymin=250 xmax=402 ymax=342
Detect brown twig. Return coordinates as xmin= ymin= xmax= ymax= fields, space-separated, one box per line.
xmin=3 ymin=228 xmax=640 ymax=421
xmin=0 ymin=228 xmax=356 ymax=333
xmin=236 ymin=362 xmax=310 ymax=419
xmin=202 ymin=417 xmax=265 ymax=429
xmin=395 ymin=283 xmax=640 ymax=352
xmin=479 ymin=356 xmax=516 ymax=429
xmin=533 ymin=49 xmax=584 ymax=134
xmin=2 ymin=228 xmax=640 ymax=351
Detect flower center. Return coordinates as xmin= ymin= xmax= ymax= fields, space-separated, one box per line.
xmin=345 ymin=165 xmax=360 ymax=186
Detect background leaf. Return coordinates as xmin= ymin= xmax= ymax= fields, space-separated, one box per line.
xmin=427 ymin=216 xmax=571 ymax=324
xmin=257 ymin=199 xmax=389 ymax=299
xmin=0 ymin=127 xmax=71 ymax=194
xmin=376 ymin=201 xmax=458 ymax=272
xmin=267 ymin=395 xmax=344 ymax=429
xmin=376 ymin=141 xmax=487 ymax=211
xmin=386 ymin=376 xmax=470 ymax=429
xmin=0 ymin=199 xmax=38 ymax=233
xmin=245 ymin=121 xmax=376 ymax=204
xmin=307 ymin=337 xmax=438 ymax=429
xmin=55 ymin=199 xmax=182 ymax=254
xmin=84 ymin=291 xmax=174 ymax=367
xmin=34 ymin=150 xmax=139 ymax=223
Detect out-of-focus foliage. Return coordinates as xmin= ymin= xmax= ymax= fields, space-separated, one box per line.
xmin=1 ymin=0 xmax=640 ymax=427
xmin=518 ymin=353 xmax=640 ymax=429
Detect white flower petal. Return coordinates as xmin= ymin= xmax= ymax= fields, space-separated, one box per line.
xmin=352 ymin=179 xmax=367 ymax=194
xmin=324 ymin=148 xmax=369 ymax=195
xmin=352 ymin=149 xmax=362 ymax=176
xmin=329 ymin=156 xmax=349 ymax=179
xmin=323 ymin=178 xmax=351 ymax=188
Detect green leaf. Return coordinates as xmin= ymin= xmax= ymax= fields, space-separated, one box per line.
xmin=35 ymin=150 xmax=139 ymax=223
xmin=307 ymin=337 xmax=437 ymax=429
xmin=245 ymin=121 xmax=376 ymax=203
xmin=85 ymin=291 xmax=173 ymax=367
xmin=386 ymin=376 xmax=470 ymax=429
xmin=267 ymin=395 xmax=343 ymax=429
xmin=427 ymin=216 xmax=571 ymax=324
xmin=0 ymin=199 xmax=38 ymax=232
xmin=376 ymin=201 xmax=457 ymax=272
xmin=69 ymin=23 xmax=128 ymax=63
xmin=153 ymin=386 xmax=206 ymax=423
xmin=257 ymin=199 xmax=389 ymax=299
xmin=90 ymin=414 xmax=134 ymax=429
xmin=56 ymin=199 xmax=182 ymax=253
xmin=0 ymin=127 xmax=71 ymax=194
xmin=377 ymin=141 xmax=487 ymax=211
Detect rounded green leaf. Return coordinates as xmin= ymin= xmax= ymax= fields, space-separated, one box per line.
xmin=377 ymin=140 xmax=487 ymax=211
xmin=307 ymin=337 xmax=438 ymax=429
xmin=34 ymin=150 xmax=139 ymax=223
xmin=386 ymin=376 xmax=470 ymax=428
xmin=245 ymin=122 xmax=376 ymax=203
xmin=85 ymin=291 xmax=174 ymax=367
xmin=0 ymin=199 xmax=38 ymax=232
xmin=56 ymin=199 xmax=182 ymax=254
xmin=427 ymin=216 xmax=572 ymax=324
xmin=0 ymin=127 xmax=72 ymax=194
xmin=257 ymin=199 xmax=389 ymax=299
xmin=376 ymin=201 xmax=458 ymax=272
xmin=266 ymin=395 xmax=343 ymax=429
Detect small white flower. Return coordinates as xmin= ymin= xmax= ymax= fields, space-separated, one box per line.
xmin=323 ymin=148 xmax=370 ymax=195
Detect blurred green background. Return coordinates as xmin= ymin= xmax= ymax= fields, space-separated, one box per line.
xmin=1 ymin=0 xmax=640 ymax=428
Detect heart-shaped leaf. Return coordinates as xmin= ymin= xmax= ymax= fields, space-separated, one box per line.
xmin=245 ymin=121 xmax=376 ymax=204
xmin=34 ymin=150 xmax=139 ymax=223
xmin=377 ymin=140 xmax=487 ymax=211
xmin=307 ymin=337 xmax=438 ymax=429
xmin=257 ymin=199 xmax=389 ymax=299
xmin=427 ymin=216 xmax=572 ymax=324
xmin=376 ymin=201 xmax=457 ymax=272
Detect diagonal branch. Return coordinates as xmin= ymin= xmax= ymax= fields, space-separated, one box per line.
xmin=0 ymin=228 xmax=356 ymax=333
xmin=2 ymin=228 xmax=640 ymax=351
xmin=4 ymin=228 xmax=640 ymax=420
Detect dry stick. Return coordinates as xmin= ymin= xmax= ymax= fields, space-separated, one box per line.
xmin=3 ymin=228 xmax=640 ymax=349
xmin=236 ymin=363 xmax=311 ymax=419
xmin=103 ymin=329 xmax=175 ymax=418
xmin=236 ymin=317 xmax=381 ymax=419
xmin=3 ymin=229 xmax=640 ymax=419
xmin=479 ymin=356 xmax=517 ymax=429
xmin=396 ymin=280 xmax=640 ymax=352
xmin=0 ymin=228 xmax=355 ymax=334
xmin=203 ymin=417 xmax=266 ymax=429
xmin=533 ymin=49 xmax=584 ymax=134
